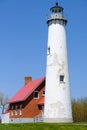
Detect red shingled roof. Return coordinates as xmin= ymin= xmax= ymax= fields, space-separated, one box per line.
xmin=38 ymin=97 xmax=44 ymax=105
xmin=8 ymin=77 xmax=45 ymax=103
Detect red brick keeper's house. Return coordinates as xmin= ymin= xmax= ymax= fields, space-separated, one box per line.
xmin=2 ymin=77 xmax=45 ymax=123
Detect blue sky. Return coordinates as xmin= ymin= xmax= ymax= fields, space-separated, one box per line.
xmin=0 ymin=0 xmax=87 ymax=100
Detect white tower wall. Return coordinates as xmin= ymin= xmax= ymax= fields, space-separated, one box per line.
xmin=44 ymin=3 xmax=73 ymax=123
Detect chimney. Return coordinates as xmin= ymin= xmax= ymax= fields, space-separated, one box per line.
xmin=24 ymin=76 xmax=32 ymax=85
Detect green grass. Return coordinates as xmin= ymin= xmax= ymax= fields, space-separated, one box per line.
xmin=0 ymin=123 xmax=87 ymax=130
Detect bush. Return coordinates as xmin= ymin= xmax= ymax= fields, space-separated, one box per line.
xmin=72 ymin=98 xmax=87 ymax=122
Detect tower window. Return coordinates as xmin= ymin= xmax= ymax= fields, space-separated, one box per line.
xmin=60 ymin=75 xmax=64 ymax=82
xmin=47 ymin=47 xmax=50 ymax=55
xmin=34 ymin=91 xmax=39 ymax=99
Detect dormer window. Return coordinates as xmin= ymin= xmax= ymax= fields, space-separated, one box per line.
xmin=34 ymin=91 xmax=39 ymax=99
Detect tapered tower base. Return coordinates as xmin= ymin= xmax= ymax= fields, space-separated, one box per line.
xmin=44 ymin=118 xmax=73 ymax=123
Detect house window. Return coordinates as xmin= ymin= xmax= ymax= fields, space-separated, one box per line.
xmin=60 ymin=75 xmax=64 ymax=82
xmin=20 ymin=104 xmax=22 ymax=116
xmin=42 ymin=90 xmax=45 ymax=96
xmin=15 ymin=105 xmax=18 ymax=115
xmin=11 ymin=106 xmax=14 ymax=116
xmin=34 ymin=91 xmax=39 ymax=99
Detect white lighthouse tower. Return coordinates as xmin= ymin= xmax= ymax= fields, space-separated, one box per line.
xmin=44 ymin=2 xmax=73 ymax=123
